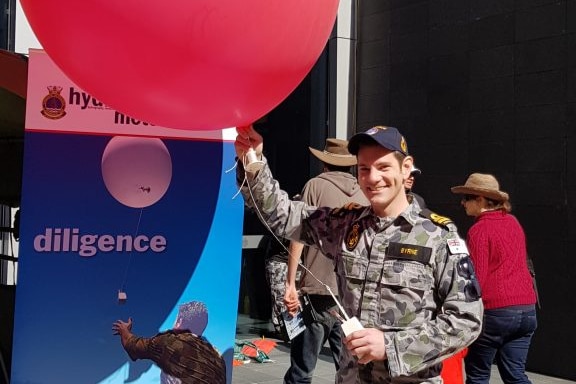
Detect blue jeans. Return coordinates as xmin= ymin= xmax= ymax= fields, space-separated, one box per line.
xmin=465 ymin=305 xmax=537 ymax=384
xmin=284 ymin=295 xmax=342 ymax=384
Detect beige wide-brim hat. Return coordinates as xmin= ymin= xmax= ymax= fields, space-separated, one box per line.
xmin=309 ymin=138 xmax=357 ymax=167
xmin=451 ymin=173 xmax=509 ymax=202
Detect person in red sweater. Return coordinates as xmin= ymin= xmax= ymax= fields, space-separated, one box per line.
xmin=451 ymin=173 xmax=537 ymax=384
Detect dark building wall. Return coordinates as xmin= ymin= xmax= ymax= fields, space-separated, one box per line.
xmin=0 ymin=285 xmax=14 ymax=384
xmin=0 ymin=0 xmax=7 ymax=50
xmin=357 ymin=0 xmax=574 ymax=380
xmin=0 ymin=0 xmax=16 ymax=50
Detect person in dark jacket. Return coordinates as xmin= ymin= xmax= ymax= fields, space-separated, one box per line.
xmin=283 ymin=138 xmax=369 ymax=384
xmin=404 ymin=164 xmax=426 ymax=209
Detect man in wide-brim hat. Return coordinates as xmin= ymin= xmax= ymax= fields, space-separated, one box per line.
xmin=282 ymin=137 xmax=368 ymax=384
xmin=308 ymin=138 xmax=359 ymax=167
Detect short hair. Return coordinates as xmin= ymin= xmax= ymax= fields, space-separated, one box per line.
xmin=483 ymin=197 xmax=512 ymax=213
xmin=175 ymin=301 xmax=208 ymax=334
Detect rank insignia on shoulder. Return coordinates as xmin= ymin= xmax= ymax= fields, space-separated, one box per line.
xmin=346 ymin=224 xmax=360 ymax=251
xmin=419 ymin=208 xmax=454 ymax=228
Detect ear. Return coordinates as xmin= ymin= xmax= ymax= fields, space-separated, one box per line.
xmin=402 ymin=156 xmax=414 ymax=177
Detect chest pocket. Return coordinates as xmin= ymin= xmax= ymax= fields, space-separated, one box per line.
xmin=381 ymin=241 xmax=433 ymax=291
xmin=380 ymin=260 xmax=433 ymax=292
xmin=339 ymin=251 xmax=368 ymax=281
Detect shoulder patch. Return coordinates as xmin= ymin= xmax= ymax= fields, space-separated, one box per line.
xmin=447 ymin=238 xmax=469 ymax=255
xmin=346 ymin=224 xmax=361 ymax=251
xmin=419 ymin=208 xmax=454 ymax=228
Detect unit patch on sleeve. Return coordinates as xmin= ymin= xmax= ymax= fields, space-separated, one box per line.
xmin=345 ymin=224 xmax=360 ymax=251
xmin=447 ymin=238 xmax=469 ymax=255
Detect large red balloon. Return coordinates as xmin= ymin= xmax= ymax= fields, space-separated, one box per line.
xmin=20 ymin=0 xmax=339 ymax=130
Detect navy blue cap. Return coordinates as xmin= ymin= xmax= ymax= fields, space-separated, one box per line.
xmin=348 ymin=126 xmax=409 ymax=156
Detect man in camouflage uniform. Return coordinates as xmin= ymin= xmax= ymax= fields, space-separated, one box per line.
xmin=265 ymin=248 xmax=290 ymax=337
xmin=283 ymin=138 xmax=369 ymax=384
xmin=235 ymin=125 xmax=483 ymax=384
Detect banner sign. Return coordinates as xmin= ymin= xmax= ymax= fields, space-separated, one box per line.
xmin=11 ymin=49 xmax=243 ymax=384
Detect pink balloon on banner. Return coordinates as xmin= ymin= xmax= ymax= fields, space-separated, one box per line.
xmin=20 ymin=0 xmax=340 ymax=130
xmin=101 ymin=136 xmax=172 ymax=208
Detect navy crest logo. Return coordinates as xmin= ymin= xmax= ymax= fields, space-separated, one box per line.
xmin=41 ymin=86 xmax=67 ymax=120
xmin=400 ymin=136 xmax=408 ymax=154
xmin=346 ymin=224 xmax=360 ymax=251
xmin=366 ymin=125 xmax=387 ymax=136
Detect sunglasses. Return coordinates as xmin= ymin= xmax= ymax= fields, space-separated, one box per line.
xmin=462 ymin=194 xmax=478 ymax=202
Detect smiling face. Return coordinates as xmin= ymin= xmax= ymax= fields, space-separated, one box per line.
xmin=357 ymin=144 xmax=412 ymax=217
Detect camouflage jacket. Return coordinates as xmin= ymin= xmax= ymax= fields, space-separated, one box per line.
xmin=240 ymin=161 xmax=483 ymax=383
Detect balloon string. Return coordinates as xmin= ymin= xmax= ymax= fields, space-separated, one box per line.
xmin=224 ymin=158 xmax=238 ymax=174
xmin=230 ymin=161 xmax=351 ymax=321
xmin=120 ymin=207 xmax=144 ymax=293
xmin=227 ymin=156 xmax=247 ymax=200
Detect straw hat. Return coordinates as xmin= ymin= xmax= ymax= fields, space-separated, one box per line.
xmin=309 ymin=138 xmax=357 ymax=167
xmin=451 ymin=173 xmax=509 ymax=202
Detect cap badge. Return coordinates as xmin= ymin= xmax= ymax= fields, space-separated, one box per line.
xmin=365 ymin=126 xmax=387 ymax=136
xmin=400 ymin=136 xmax=408 ymax=154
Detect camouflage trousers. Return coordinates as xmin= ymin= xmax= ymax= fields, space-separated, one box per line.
xmin=265 ymin=255 xmax=289 ymax=328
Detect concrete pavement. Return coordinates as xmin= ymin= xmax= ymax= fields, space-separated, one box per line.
xmin=232 ymin=315 xmax=574 ymax=384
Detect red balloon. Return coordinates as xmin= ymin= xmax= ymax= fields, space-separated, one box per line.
xmin=20 ymin=0 xmax=339 ymax=130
